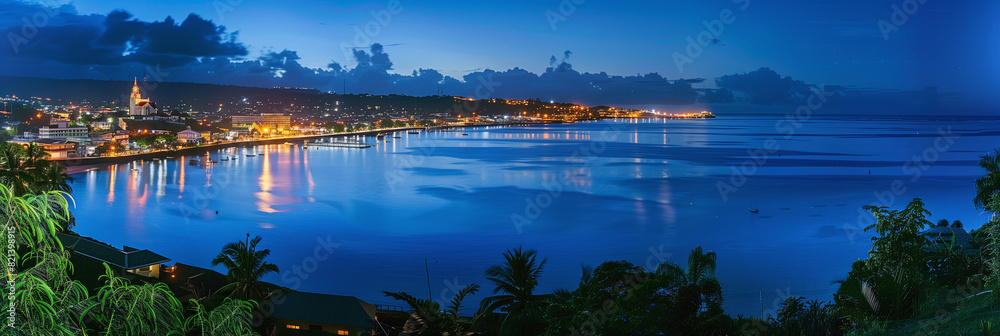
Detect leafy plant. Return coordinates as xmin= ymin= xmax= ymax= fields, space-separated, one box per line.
xmin=83 ymin=263 xmax=184 ymax=335
xmin=185 ymin=298 xmax=257 ymax=336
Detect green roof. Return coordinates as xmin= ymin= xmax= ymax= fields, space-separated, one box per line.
xmin=271 ymin=291 xmax=376 ymax=329
xmin=58 ymin=233 xmax=170 ymax=269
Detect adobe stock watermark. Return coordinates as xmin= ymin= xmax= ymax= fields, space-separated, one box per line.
xmin=7 ymin=4 xmax=64 ymax=54
xmin=545 ymin=0 xmax=587 ymax=31
xmin=673 ymin=0 xmax=750 ymax=74
xmin=339 ymin=0 xmax=410 ymax=66
xmin=4 ymin=220 xmax=15 ymax=329
xmin=842 ymin=126 xmax=960 ymax=243
xmin=716 ymin=85 xmax=835 ymax=202
xmin=510 ymin=124 xmax=625 ymax=234
xmin=914 ymin=265 xmax=989 ymax=335
xmin=212 ymin=0 xmax=245 ymax=21
xmin=385 ymin=73 xmax=500 ymax=191
xmin=251 ymin=235 xmax=340 ymax=327
xmin=877 ymin=0 xmax=928 ymax=41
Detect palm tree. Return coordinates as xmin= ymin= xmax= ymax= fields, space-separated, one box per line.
xmin=477 ymin=247 xmax=548 ymax=316
xmin=383 ymin=283 xmax=480 ymax=336
xmin=0 ymin=142 xmax=73 ymax=196
xmin=653 ymin=246 xmax=725 ymax=331
xmin=211 ymin=235 xmax=281 ymax=302
xmin=975 ymin=149 xmax=1000 ymax=210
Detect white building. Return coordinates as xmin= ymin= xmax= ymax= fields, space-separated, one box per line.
xmin=39 ymin=121 xmax=88 ymax=139
xmin=177 ymin=126 xmax=202 ymax=143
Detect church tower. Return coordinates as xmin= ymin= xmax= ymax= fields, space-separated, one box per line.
xmin=128 ymin=77 xmax=155 ymax=116
xmin=129 ymin=78 xmax=140 ymax=115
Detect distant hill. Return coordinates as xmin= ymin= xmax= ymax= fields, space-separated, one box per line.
xmin=0 ymin=75 xmax=594 ymax=121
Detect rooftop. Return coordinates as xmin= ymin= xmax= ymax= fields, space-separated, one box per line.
xmin=271 ymin=291 xmax=376 ymax=329
xmin=57 ymin=232 xmax=170 ymax=270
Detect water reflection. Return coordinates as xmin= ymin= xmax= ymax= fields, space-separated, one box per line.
xmin=68 ymin=117 xmax=1000 ymax=317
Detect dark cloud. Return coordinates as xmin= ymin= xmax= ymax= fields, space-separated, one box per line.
xmin=0 ymin=1 xmax=959 ymax=110
xmin=715 ymin=67 xmax=809 ymax=105
xmin=0 ymin=1 xmax=246 ymax=68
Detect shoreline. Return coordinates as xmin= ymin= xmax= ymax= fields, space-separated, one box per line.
xmin=58 ymin=121 xmax=566 ymax=175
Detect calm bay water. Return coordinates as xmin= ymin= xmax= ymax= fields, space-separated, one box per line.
xmin=69 ymin=114 xmax=1000 ymax=315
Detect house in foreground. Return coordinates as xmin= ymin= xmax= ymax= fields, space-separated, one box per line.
xmin=56 ymin=232 xmax=171 ymax=278
xmin=920 ymin=226 xmax=975 ymax=252
xmin=272 ymin=291 xmax=377 ymax=336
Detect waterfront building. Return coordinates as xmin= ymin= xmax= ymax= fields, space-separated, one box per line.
xmin=9 ymin=137 xmax=77 ymax=158
xmin=177 ymin=126 xmax=202 ymax=143
xmin=232 ymin=112 xmax=292 ymax=134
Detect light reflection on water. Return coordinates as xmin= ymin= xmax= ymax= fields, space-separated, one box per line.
xmin=70 ymin=115 xmax=1000 ymax=315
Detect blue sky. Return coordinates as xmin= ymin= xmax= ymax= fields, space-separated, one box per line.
xmin=2 ymin=0 xmax=997 ymax=104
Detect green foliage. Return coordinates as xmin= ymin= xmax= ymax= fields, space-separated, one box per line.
xmin=835 ymin=199 xmax=933 ymax=324
xmin=986 ymin=195 xmax=1000 ymax=299
xmin=84 ymin=263 xmax=183 ymax=335
xmin=975 ymin=149 xmax=1000 ymax=210
xmin=1 ymin=250 xmax=91 ymax=336
xmin=925 ymin=231 xmax=979 ymax=287
xmin=378 ymin=118 xmax=394 ymax=129
xmin=94 ymin=141 xmax=123 ymax=156
xmin=185 ymin=298 xmax=257 ymax=336
xmin=863 ymin=198 xmax=932 ymax=280
xmin=541 ymin=247 xmax=731 ymax=336
xmin=0 ymin=141 xmax=74 ymax=196
xmin=131 ymin=133 xmax=177 ymax=149
xmin=210 ymin=235 xmax=281 ymax=302
xmin=774 ymin=297 xmax=841 ymax=336
xmin=383 ymin=283 xmax=479 ymax=336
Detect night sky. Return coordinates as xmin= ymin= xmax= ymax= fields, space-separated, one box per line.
xmin=1 ymin=0 xmax=997 ymax=107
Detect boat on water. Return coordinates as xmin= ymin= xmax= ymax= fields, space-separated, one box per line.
xmin=220 ymin=157 xmax=230 ymax=161
xmin=283 ymin=142 xmax=295 ymax=146
xmin=152 ymin=157 xmax=161 ymax=161
xmin=386 ymin=140 xmax=391 ymax=143
xmin=246 ymin=154 xmax=257 ymax=157
xmin=188 ymin=159 xmax=198 ymax=165
xmin=166 ymin=156 xmax=175 ymax=159
xmin=407 ymin=131 xmax=420 ymax=134
xmin=393 ymin=136 xmax=401 ymax=139
xmin=461 ymin=133 xmax=469 ymax=136
xmin=308 ymin=141 xmax=372 ymax=149
xmin=376 ymin=133 xmax=386 ymax=138
xmin=749 ymin=208 xmax=759 ymax=213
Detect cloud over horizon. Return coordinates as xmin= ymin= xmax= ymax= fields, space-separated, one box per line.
xmin=0 ymin=1 xmax=972 ymax=111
